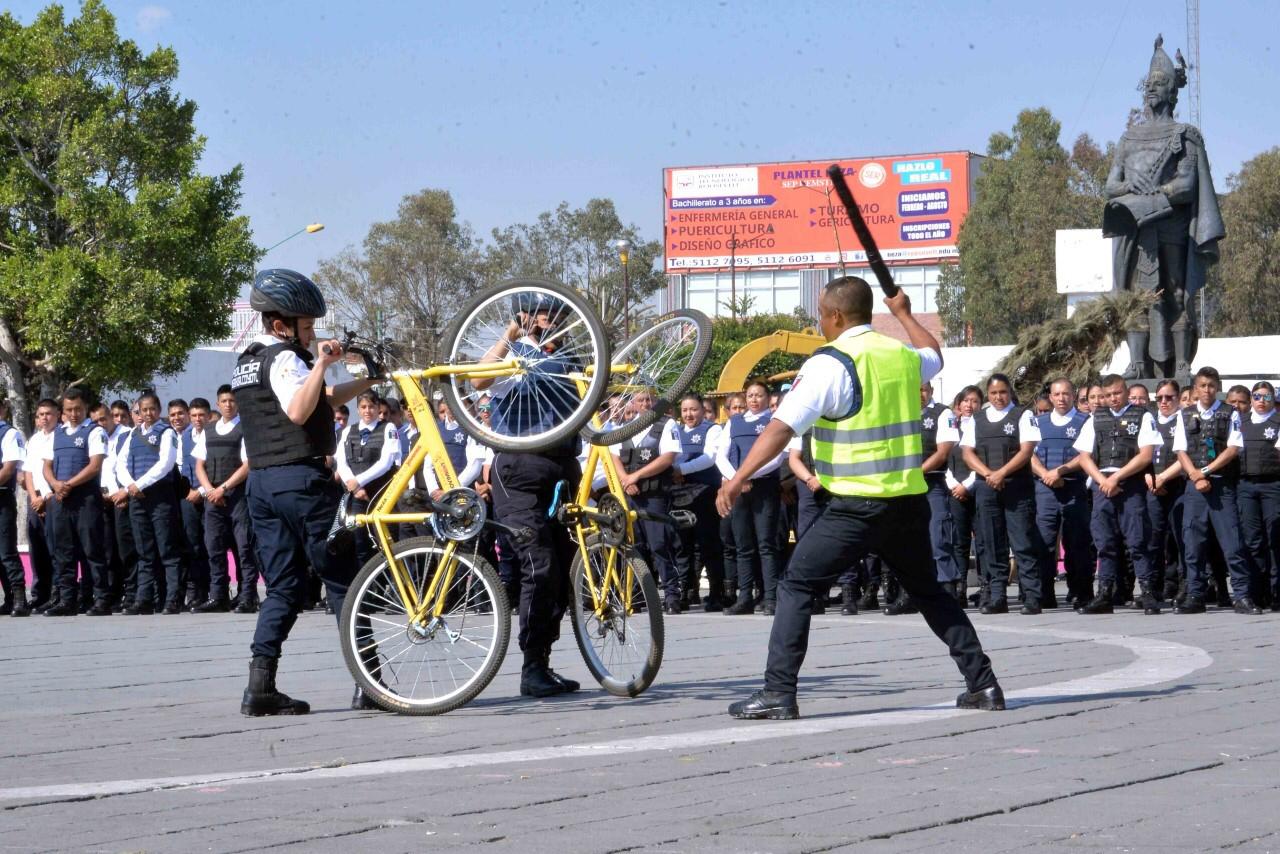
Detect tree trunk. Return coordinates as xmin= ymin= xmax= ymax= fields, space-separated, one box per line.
xmin=0 ymin=317 xmax=31 ymax=433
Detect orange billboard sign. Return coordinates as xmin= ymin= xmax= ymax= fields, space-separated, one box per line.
xmin=663 ymin=152 xmax=974 ymax=273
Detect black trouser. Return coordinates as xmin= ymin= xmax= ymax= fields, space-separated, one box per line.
xmin=491 ymin=452 xmax=579 ymax=656
xmin=48 ymin=487 xmax=109 ymax=604
xmin=949 ymin=489 xmax=980 ymax=593
xmin=178 ymin=485 xmax=208 ymax=600
xmin=1146 ymin=486 xmax=1184 ymax=595
xmin=1238 ymin=477 xmax=1280 ymax=606
xmin=26 ymin=497 xmax=53 ymax=604
xmin=204 ymin=485 xmax=260 ymax=602
xmin=925 ymin=474 xmax=961 ymax=583
xmin=674 ymin=486 xmax=725 ymax=601
xmin=633 ymin=492 xmax=680 ymax=602
xmin=730 ymin=474 xmax=781 ymax=604
xmin=1034 ymin=478 xmax=1091 ymax=601
xmin=100 ymin=493 xmax=122 ymax=604
xmin=1091 ymin=478 xmax=1152 ymax=587
xmin=129 ymin=480 xmax=185 ymax=607
xmin=720 ymin=513 xmax=737 ymax=594
xmin=973 ymin=476 xmax=1045 ymax=605
xmin=764 ymin=492 xmax=997 ymax=696
xmin=1182 ymin=478 xmax=1255 ymax=601
xmin=0 ymin=489 xmax=23 ymax=598
xmin=247 ymin=461 xmax=351 ymax=659
xmin=112 ymin=499 xmax=139 ymax=604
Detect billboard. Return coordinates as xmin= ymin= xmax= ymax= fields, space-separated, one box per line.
xmin=663 ymin=152 xmax=974 ymax=273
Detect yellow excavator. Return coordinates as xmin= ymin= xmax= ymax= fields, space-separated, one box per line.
xmin=708 ymin=328 xmax=825 ymax=419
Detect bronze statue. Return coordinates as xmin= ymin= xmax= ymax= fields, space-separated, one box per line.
xmin=1103 ymin=35 xmax=1225 ymax=383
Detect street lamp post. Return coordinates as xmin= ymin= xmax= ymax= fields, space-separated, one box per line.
xmin=614 ymin=238 xmax=632 ymax=337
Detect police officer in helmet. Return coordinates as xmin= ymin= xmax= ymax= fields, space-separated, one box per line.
xmin=233 ymin=269 xmax=379 ymax=715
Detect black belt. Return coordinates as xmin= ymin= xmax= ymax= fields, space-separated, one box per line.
xmin=1242 ymin=474 xmax=1280 ymax=484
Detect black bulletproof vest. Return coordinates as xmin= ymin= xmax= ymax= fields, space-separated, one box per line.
xmin=1240 ymin=412 xmax=1280 ymax=478
xmin=1089 ymin=407 xmax=1144 ymax=470
xmin=232 ymin=340 xmax=336 ymax=469
xmin=973 ymin=409 xmax=1029 ymax=478
xmin=1181 ymin=404 xmax=1238 ymax=477
xmin=619 ymin=422 xmax=673 ymax=498
xmin=204 ymin=421 xmax=244 ymax=487
xmin=1153 ymin=414 xmax=1180 ymax=470
xmin=344 ymin=421 xmax=395 ymax=494
xmin=921 ymin=401 xmax=947 ymax=459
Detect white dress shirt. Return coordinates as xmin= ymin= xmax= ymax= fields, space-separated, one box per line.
xmin=23 ymin=429 xmax=55 ymax=495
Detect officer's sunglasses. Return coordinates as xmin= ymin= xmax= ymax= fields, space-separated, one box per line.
xmin=1254 ymin=393 xmax=1274 ymax=402
xmin=1155 ymin=394 xmax=1177 ymax=401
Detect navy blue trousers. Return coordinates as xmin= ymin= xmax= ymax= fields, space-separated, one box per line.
xmin=973 ymin=476 xmax=1045 ymax=604
xmin=1181 ymin=478 xmax=1255 ymax=601
xmin=26 ymin=498 xmax=54 ymax=604
xmin=925 ymin=474 xmax=961 ymax=583
xmin=1237 ymin=477 xmax=1280 ymax=604
xmin=48 ymin=487 xmax=109 ymax=603
xmin=673 ymin=486 xmax=725 ymax=599
xmin=1090 ymin=478 xmax=1152 ymax=586
xmin=730 ymin=475 xmax=781 ymax=603
xmin=204 ymin=485 xmax=260 ymax=602
xmin=1146 ymin=486 xmax=1184 ymax=592
xmin=248 ymin=462 xmax=351 ymax=659
xmin=0 ymin=489 xmax=23 ymax=597
xmin=129 ymin=481 xmax=185 ymax=607
xmin=178 ymin=487 xmax=208 ymax=598
xmin=1034 ymin=478 xmax=1091 ymax=599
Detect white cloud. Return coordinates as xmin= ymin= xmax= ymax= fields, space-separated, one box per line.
xmin=136 ymin=5 xmax=172 ymax=33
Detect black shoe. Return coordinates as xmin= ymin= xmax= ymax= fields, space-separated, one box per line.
xmin=0 ymin=600 xmax=10 ymax=616
xmin=980 ymin=600 xmax=1008 ymax=615
xmin=42 ymin=601 xmax=77 ymax=616
xmin=520 ymin=661 xmax=567 ymax=698
xmin=351 ymin=684 xmax=383 ymax=711
xmin=728 ymin=690 xmax=799 ymax=720
xmin=952 ymin=581 xmax=969 ymax=609
xmin=760 ymin=601 xmax=776 ymax=616
xmin=161 ymin=603 xmax=182 ymax=615
xmin=663 ymin=601 xmax=681 ymax=616
xmin=1233 ymin=597 xmax=1263 ymax=615
xmin=193 ymin=598 xmax=232 ymax=613
xmin=233 ymin=598 xmax=259 ymax=614
xmin=811 ymin=595 xmax=826 ymax=615
xmin=840 ymin=584 xmax=858 ymax=616
xmin=9 ymin=592 xmax=29 ymax=618
xmin=1020 ymin=603 xmax=1042 ymax=616
xmin=241 ymin=656 xmax=310 ymax=716
xmin=1175 ymin=597 xmax=1207 ymax=614
xmin=1139 ymin=583 xmax=1161 ymax=615
xmin=86 ymin=599 xmax=113 ymax=616
xmin=1076 ymin=581 xmax=1115 ymax=615
xmin=1038 ymin=598 xmax=1059 ymax=610
xmin=703 ymin=596 xmax=724 ymax=613
xmin=956 ymin=683 xmax=1006 ymax=711
xmin=857 ymin=591 xmax=880 ymax=611
xmin=883 ymin=595 xmax=917 ymax=616
xmin=545 ymin=666 xmax=579 ymax=694
xmin=723 ymin=598 xmax=755 ymax=615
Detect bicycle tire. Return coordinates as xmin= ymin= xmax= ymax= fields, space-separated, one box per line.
xmin=441 ymin=278 xmax=611 ymax=453
xmin=583 ymin=309 xmax=712 ymax=446
xmin=340 ymin=537 xmax=510 ymax=715
xmin=569 ymin=536 xmax=664 ymax=697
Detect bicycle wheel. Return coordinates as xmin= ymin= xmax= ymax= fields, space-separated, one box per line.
xmin=569 ymin=536 xmax=663 ymax=697
xmin=340 ymin=537 xmax=510 ymax=715
xmin=442 ymin=278 xmax=611 ymax=453
xmin=583 ymin=309 xmax=712 ymax=445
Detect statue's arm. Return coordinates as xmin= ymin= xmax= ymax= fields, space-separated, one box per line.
xmin=1161 ymin=133 xmax=1198 ymax=205
xmin=1104 ymin=139 xmax=1129 ymax=198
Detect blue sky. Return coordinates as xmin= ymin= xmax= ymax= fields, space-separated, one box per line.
xmin=10 ymin=0 xmax=1278 ymax=285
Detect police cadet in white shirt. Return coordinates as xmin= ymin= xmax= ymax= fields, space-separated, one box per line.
xmin=718 ymin=276 xmax=1002 ymax=720
xmin=40 ymin=388 xmax=111 ymax=615
xmin=609 ymin=390 xmax=684 ymax=614
xmin=191 ymin=384 xmax=260 ymax=613
xmin=22 ymin=399 xmax=59 ymax=610
xmin=232 ymin=269 xmax=379 ymax=716
xmin=0 ymin=399 xmax=28 ymax=617
xmin=1072 ymin=374 xmax=1165 ymax=615
xmin=335 ymin=390 xmax=402 ymax=572
xmin=114 ymin=391 xmax=185 ymax=614
xmin=960 ymin=374 xmax=1049 ymax=614
xmin=918 ymin=380 xmax=964 ymax=606
xmin=1237 ymin=380 xmax=1280 ymax=610
xmin=1172 ymin=366 xmax=1261 ymax=614
xmin=1029 ymin=377 xmax=1091 ymax=608
xmin=672 ymin=393 xmax=727 ymax=612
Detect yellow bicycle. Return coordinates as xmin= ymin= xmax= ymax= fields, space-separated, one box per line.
xmin=552 ymin=309 xmax=712 ymax=696
xmin=335 ymin=278 xmax=612 ymax=715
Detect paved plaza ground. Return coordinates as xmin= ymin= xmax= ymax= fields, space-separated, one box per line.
xmin=0 ymin=601 xmax=1277 ymax=853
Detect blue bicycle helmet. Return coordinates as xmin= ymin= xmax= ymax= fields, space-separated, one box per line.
xmin=250 ymin=269 xmax=327 ymax=318
xmin=510 ymin=290 xmax=568 ymax=321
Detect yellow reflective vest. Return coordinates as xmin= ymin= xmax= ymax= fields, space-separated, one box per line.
xmin=809 ymin=331 xmax=927 ymax=498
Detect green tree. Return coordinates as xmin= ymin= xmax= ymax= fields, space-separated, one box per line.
xmin=315 ymin=188 xmax=480 ymax=368
xmin=693 ymin=309 xmax=816 ymax=395
xmin=1208 ymin=147 xmax=1280 ymax=337
xmin=936 ymin=109 xmax=1108 ymax=345
xmin=0 ymin=1 xmax=257 ymax=427
xmin=483 ymin=199 xmax=663 ymax=343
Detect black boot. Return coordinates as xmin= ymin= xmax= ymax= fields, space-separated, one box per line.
xmin=351 ymin=684 xmax=382 ymax=710
xmin=857 ymin=587 xmax=880 ymax=612
xmin=840 ymin=584 xmax=858 ymax=616
xmin=540 ymin=651 xmax=579 ymax=693
xmin=241 ymin=656 xmax=310 ymax=716
xmin=233 ymin=596 xmax=259 ymax=614
xmin=1139 ymin=582 xmax=1161 ymax=615
xmin=952 ymin=580 xmax=968 ymax=609
xmin=194 ymin=597 xmax=232 ymax=613
xmin=883 ymin=593 xmax=917 ymax=616
xmin=10 ymin=589 xmax=29 ymax=618
xmin=1077 ymin=581 xmax=1115 ymax=615
xmin=811 ymin=591 xmax=826 ymax=615
xmin=520 ymin=651 xmax=567 ymax=698
xmin=43 ymin=597 xmax=77 ymax=617
xmin=723 ymin=596 xmax=755 ymax=615
xmin=981 ymin=586 xmax=1008 ymax=614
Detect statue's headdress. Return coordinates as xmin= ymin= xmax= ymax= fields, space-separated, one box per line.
xmin=1149 ymin=34 xmax=1188 ymax=88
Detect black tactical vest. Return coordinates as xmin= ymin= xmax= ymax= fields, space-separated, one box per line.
xmin=920 ymin=401 xmax=947 ymax=460
xmin=1089 ymin=406 xmax=1144 ymax=470
xmin=973 ymin=410 xmax=1029 ymax=478
xmin=344 ymin=421 xmax=395 ymax=494
xmin=1240 ymin=412 xmax=1280 ymax=479
xmin=1152 ymin=414 xmax=1180 ymax=471
xmin=1181 ymin=404 xmax=1238 ymax=477
xmin=232 ymin=340 xmax=336 ymax=470
xmin=204 ymin=421 xmax=244 ymax=487
xmin=619 ymin=421 xmax=674 ymax=498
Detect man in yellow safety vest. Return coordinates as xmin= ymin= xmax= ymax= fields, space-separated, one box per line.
xmin=716 ymin=276 xmax=1004 ymax=719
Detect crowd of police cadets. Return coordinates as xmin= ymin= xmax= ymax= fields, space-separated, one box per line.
xmin=3 ymin=270 xmax=1278 ymax=716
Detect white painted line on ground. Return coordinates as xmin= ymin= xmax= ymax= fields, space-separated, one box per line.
xmin=0 ymin=624 xmax=1211 ymax=803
